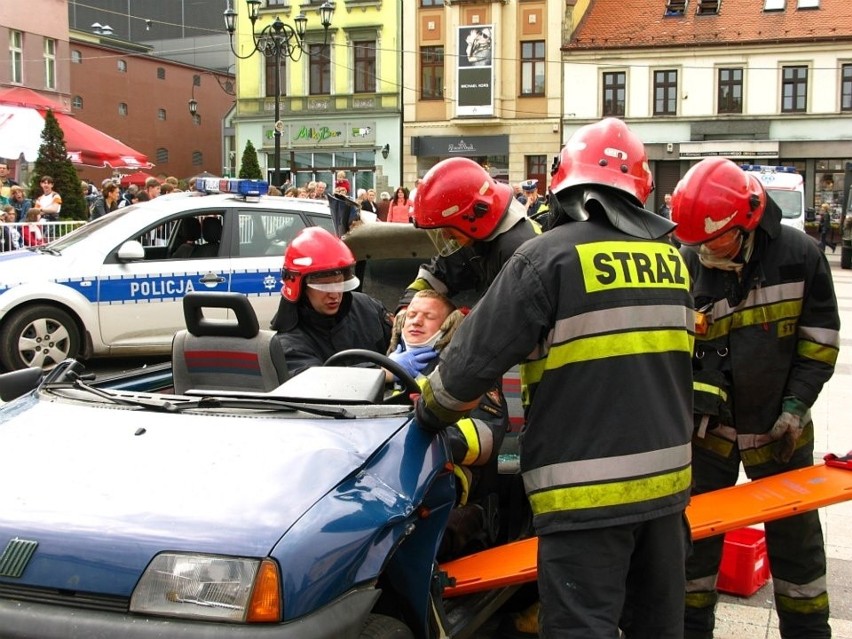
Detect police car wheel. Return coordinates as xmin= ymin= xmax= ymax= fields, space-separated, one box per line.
xmin=0 ymin=305 xmax=81 ymax=372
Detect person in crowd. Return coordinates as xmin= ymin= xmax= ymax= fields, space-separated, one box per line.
xmin=400 ymin=157 xmax=540 ymax=308
xmin=90 ymin=182 xmax=121 ymax=221
xmin=387 ymin=186 xmax=411 ymax=223
xmin=314 ymin=181 xmax=328 ymax=200
xmin=119 ymin=184 xmax=139 ymax=208
xmin=159 ymin=182 xmax=176 ymax=195
xmin=657 ymin=192 xmax=673 ymax=219
xmin=269 ymin=226 xmax=394 ymax=378
xmin=9 ymin=185 xmax=31 ymax=222
xmin=360 ymin=188 xmax=380 ymax=223
xmin=389 ymin=289 xmax=508 ymax=559
xmin=377 ymin=191 xmax=391 ymax=222
xmin=416 ymin=118 xmax=694 ymax=638
xmin=335 ymin=170 xmax=350 ymax=196
xmin=818 ymin=202 xmax=837 ymax=253
xmin=671 ymin=157 xmax=839 ymax=639
xmin=1 ymin=205 xmax=22 ymax=251
xmin=35 ymin=176 xmax=61 ymax=221
xmin=0 ymin=162 xmax=17 ymax=207
xmin=144 ymin=177 xmax=161 ymax=200
xmin=21 ymin=207 xmax=46 ymax=246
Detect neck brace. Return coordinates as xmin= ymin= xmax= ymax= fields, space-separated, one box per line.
xmin=403 ymin=330 xmax=444 ymax=350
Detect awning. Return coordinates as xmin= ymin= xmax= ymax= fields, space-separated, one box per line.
xmin=0 ymin=87 xmax=153 ymax=169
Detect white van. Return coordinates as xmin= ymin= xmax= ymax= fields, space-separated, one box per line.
xmin=741 ymin=165 xmax=807 ymax=232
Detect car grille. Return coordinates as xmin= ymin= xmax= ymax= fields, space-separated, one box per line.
xmin=0 ymin=583 xmax=129 ymax=613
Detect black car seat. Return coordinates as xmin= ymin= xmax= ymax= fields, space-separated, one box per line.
xmin=196 ymin=217 xmax=223 ymax=258
xmin=170 ymin=217 xmax=202 ymax=259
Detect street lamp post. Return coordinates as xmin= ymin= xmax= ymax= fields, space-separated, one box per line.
xmin=224 ymin=0 xmax=334 ymax=187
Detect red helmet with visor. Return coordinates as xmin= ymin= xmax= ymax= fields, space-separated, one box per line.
xmin=281 ymin=227 xmax=359 ymax=302
xmin=550 ymin=117 xmax=654 ymax=206
xmin=413 ymin=157 xmax=513 ymax=241
xmin=671 ymin=157 xmax=766 ymax=245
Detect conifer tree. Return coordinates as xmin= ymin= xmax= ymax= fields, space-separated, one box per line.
xmin=238 ymin=140 xmax=264 ymax=181
xmin=28 ymin=109 xmax=86 ymax=221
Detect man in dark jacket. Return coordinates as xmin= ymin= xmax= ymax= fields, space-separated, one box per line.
xmin=671 ymin=157 xmax=839 ymax=639
xmin=399 ymin=157 xmax=540 ymax=309
xmin=416 ymin=118 xmax=695 ymax=638
xmin=270 ymin=227 xmax=399 ymax=378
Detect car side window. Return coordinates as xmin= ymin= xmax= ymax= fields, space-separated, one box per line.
xmin=237 ymin=211 xmax=307 ymax=258
xmin=128 ymin=211 xmax=226 ymax=261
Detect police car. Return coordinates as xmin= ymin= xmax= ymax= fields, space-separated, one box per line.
xmin=0 ymin=179 xmax=334 ymax=371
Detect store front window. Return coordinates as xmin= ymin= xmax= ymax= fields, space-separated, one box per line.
xmin=814 ymin=159 xmax=849 ymax=223
xmin=275 ymin=150 xmax=377 ymax=192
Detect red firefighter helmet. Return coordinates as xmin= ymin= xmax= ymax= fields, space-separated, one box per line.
xmin=671 ymin=157 xmax=766 ymax=245
xmin=413 ymin=157 xmax=514 ymax=240
xmin=550 ymin=117 xmax=654 ymax=206
xmin=281 ymin=227 xmax=359 ymax=302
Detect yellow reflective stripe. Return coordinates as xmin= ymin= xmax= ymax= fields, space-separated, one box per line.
xmin=576 ymin=241 xmax=690 ymax=293
xmin=798 ymin=339 xmax=839 ymax=367
xmin=693 ymin=381 xmax=728 ymax=403
xmin=706 ymin=281 xmax=804 ymax=322
xmin=685 ymin=591 xmax=717 ymax=609
xmin=702 ymin=299 xmax=803 ymax=341
xmin=528 ymin=466 xmax=691 ymax=514
xmin=692 ymin=431 xmax=735 ymax=457
xmin=800 ymin=325 xmax=841 ymax=348
xmin=423 ymin=368 xmax=479 ymax=424
xmin=528 ymin=218 xmax=543 ymax=235
xmin=456 ymin=418 xmax=481 ymax=466
xmin=520 ymin=329 xmax=693 ymax=387
xmin=776 ymin=592 xmax=830 ymax=615
xmin=552 ymin=304 xmax=695 ymax=344
xmin=452 ymin=464 xmax=471 ymax=506
xmin=524 ymin=444 xmax=691 ymax=492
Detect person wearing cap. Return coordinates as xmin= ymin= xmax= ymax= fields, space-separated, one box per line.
xmin=671 ymin=157 xmax=839 ymax=639
xmin=270 ymin=227 xmax=413 ymax=379
xmin=400 ymin=157 xmax=541 ymax=309
xmin=415 ymin=118 xmax=694 ymax=638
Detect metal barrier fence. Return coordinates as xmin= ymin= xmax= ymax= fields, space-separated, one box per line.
xmin=1 ymin=220 xmax=87 ymax=252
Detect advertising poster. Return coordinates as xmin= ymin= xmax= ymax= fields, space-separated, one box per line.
xmin=457 ymin=25 xmax=494 ymax=117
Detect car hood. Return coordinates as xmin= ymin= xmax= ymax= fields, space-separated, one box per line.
xmin=0 ymin=248 xmax=88 ymax=288
xmin=0 ymin=396 xmax=406 ymax=594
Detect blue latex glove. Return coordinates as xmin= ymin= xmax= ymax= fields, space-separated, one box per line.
xmin=388 ymin=344 xmax=437 ymax=380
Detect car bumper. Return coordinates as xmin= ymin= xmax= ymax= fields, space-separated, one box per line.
xmin=0 ymin=587 xmax=380 ymax=639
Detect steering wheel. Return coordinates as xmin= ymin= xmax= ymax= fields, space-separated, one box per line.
xmin=323 ymin=348 xmax=421 ymax=397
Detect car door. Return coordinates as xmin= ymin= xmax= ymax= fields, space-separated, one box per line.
xmin=97 ymin=210 xmax=232 ymax=352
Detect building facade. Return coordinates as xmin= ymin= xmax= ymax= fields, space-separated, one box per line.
xmin=230 ymin=0 xmax=402 ymax=195
xmin=68 ymin=31 xmax=235 ymax=185
xmin=563 ymin=0 xmax=852 ymax=215
xmin=402 ymin=0 xmax=577 ymax=191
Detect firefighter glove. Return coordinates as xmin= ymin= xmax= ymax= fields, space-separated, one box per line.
xmin=388 ymin=344 xmax=438 ymax=381
xmin=769 ymin=396 xmax=809 ymax=464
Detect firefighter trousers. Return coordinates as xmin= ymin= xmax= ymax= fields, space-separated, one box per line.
xmin=685 ymin=440 xmax=830 ymax=639
xmin=538 ymin=512 xmax=689 ymax=638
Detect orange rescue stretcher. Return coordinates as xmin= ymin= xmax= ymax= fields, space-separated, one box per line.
xmin=439 ymin=452 xmax=852 ymax=598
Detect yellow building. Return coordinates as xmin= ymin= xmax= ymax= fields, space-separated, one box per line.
xmin=230 ymin=0 xmax=401 ymax=194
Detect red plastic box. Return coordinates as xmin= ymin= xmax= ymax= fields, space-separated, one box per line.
xmin=717 ymin=527 xmax=770 ymax=597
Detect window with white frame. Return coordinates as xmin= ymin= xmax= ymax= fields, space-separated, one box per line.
xmin=781 ymin=65 xmax=807 ymax=113
xmin=9 ymin=31 xmax=23 ymax=84
xmin=842 ymin=64 xmax=852 ymax=112
xmin=763 ymin=0 xmax=785 ymax=10
xmin=72 ymin=96 xmax=83 ymax=109
xmin=119 ymin=102 xmax=128 ymax=116
xmin=717 ymin=67 xmax=743 ymax=114
xmin=44 ymin=39 xmax=57 ymax=90
xmin=117 ymin=59 xmax=127 ymax=72
xmin=71 ymin=50 xmax=82 ymax=64
xmin=654 ymin=69 xmax=678 ymax=115
xmin=158 ymin=108 xmax=167 ymax=121
xmin=797 ymin=0 xmax=819 ymax=7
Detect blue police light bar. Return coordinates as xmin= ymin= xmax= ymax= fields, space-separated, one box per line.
xmin=740 ymin=164 xmax=798 ymax=174
xmin=197 ymin=177 xmax=269 ymax=198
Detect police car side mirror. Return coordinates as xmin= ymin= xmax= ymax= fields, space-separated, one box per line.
xmin=117 ymin=240 xmax=146 ymax=262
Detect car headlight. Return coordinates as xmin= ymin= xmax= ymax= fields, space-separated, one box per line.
xmin=130 ymin=553 xmax=281 ymax=623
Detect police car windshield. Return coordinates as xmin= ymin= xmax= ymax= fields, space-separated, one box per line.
xmin=49 ymin=207 xmax=141 ymax=250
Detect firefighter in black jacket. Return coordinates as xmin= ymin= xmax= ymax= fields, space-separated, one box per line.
xmin=416 ymin=118 xmax=695 ymax=638
xmin=270 ymin=227 xmax=396 ymax=377
xmin=398 ymin=157 xmax=540 ymax=308
xmin=671 ymin=157 xmax=840 ymax=639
